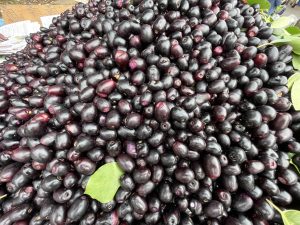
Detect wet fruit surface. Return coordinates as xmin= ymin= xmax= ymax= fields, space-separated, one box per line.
xmin=0 ymin=0 xmax=299 ymax=225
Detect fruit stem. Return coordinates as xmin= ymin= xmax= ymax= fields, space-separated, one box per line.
xmin=290 ymin=159 xmax=300 ymax=175
xmin=266 ymin=199 xmax=283 ymax=214
xmin=0 ymin=194 xmax=7 ymax=200
xmin=258 ymin=43 xmax=272 ymax=48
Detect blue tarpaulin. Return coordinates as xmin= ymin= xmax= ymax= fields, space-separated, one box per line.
xmin=268 ymin=0 xmax=283 ymax=13
xmin=268 ymin=0 xmax=300 ymax=14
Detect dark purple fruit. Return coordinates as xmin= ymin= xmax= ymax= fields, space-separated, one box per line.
xmin=203 ymin=155 xmax=221 ymax=179
xmin=175 ymin=167 xmax=195 ymax=183
xmin=66 ymin=196 xmax=89 ymax=222
xmin=203 ymin=200 xmax=224 ymax=218
xmin=0 ymin=1 xmax=298 ymax=224
xmin=130 ymin=195 xmax=148 ymax=214
xmin=220 ymin=57 xmax=241 ymax=71
xmin=96 ymin=79 xmax=116 ymax=98
xmin=232 ymin=193 xmax=253 ymax=212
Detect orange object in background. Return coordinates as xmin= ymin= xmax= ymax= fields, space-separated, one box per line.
xmin=0 ymin=4 xmax=72 ymax=24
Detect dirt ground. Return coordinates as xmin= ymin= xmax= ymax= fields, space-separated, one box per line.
xmin=0 ymin=0 xmax=76 ymax=23
xmin=0 ymin=0 xmax=74 ymax=4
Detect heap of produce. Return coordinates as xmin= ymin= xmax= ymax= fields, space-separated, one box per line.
xmin=0 ymin=0 xmax=300 ymax=224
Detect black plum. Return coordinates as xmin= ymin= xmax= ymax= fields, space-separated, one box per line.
xmin=0 ymin=0 xmax=299 ymax=225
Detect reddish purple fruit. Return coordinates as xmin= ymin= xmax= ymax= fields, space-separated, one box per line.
xmin=96 ymin=79 xmax=116 ymax=98
xmin=114 ymin=50 xmax=129 ymax=68
xmin=254 ymin=53 xmax=268 ymax=68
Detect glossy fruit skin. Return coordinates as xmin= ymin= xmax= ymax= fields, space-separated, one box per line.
xmin=254 ymin=199 xmax=275 ymax=220
xmin=130 ymin=194 xmax=148 ymax=214
xmin=175 ymin=167 xmax=195 ymax=184
xmin=41 ymin=175 xmax=62 ymax=192
xmin=0 ymin=163 xmax=21 ymax=182
xmin=67 ymin=196 xmax=89 ymax=222
xmin=242 ymin=46 xmax=257 ymax=60
xmin=0 ymin=204 xmax=32 ymax=225
xmin=278 ymin=169 xmax=298 ymax=185
xmin=49 ymin=205 xmax=66 ymax=225
xmin=203 ymin=155 xmax=221 ymax=179
xmin=222 ymin=175 xmax=238 ymax=192
xmin=245 ymin=160 xmax=265 ymax=174
xmin=31 ymin=145 xmax=53 ymax=163
xmin=254 ymin=53 xmax=267 ymax=68
xmin=0 ymin=0 xmax=299 ymax=224
xmin=133 ymin=167 xmax=151 ymax=184
xmin=220 ymin=57 xmax=241 ymax=71
xmin=232 ymin=193 xmax=254 ymax=213
xmin=53 ymin=188 xmax=74 ymax=204
xmin=203 ymin=200 xmax=224 ymax=218
xmin=117 ymin=154 xmax=135 ymax=173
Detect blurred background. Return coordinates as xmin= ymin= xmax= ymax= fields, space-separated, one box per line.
xmin=0 ymin=0 xmax=299 ymax=62
xmin=0 ymin=0 xmax=77 ymax=24
xmin=0 ymin=0 xmax=299 ymax=24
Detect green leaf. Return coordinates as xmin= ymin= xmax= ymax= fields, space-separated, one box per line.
xmin=288 ymin=152 xmax=296 ymax=158
xmin=0 ymin=194 xmax=7 ymax=200
xmin=292 ymin=54 xmax=300 ymax=70
xmin=271 ymin=16 xmax=293 ymax=29
xmin=292 ymin=48 xmax=300 ymax=56
xmin=291 ymin=78 xmax=300 ymax=110
xmin=84 ymin=162 xmax=124 ymax=203
xmin=289 ymin=153 xmax=300 ymax=175
xmin=286 ymin=26 xmax=300 ymax=35
xmin=258 ymin=38 xmax=290 ymax=48
xmin=282 ymin=210 xmax=300 ymax=225
xmin=290 ymin=158 xmax=300 ymax=175
xmin=268 ymin=36 xmax=297 ymax=46
xmin=288 ymin=73 xmax=300 ymax=90
xmin=266 ymin=200 xmax=300 ymax=225
xmin=289 ymin=39 xmax=300 ymax=55
xmin=269 ymin=36 xmax=300 ymax=55
xmin=273 ymin=28 xmax=287 ymax=37
xmin=258 ymin=35 xmax=299 ymax=48
xmin=293 ymin=49 xmax=300 ymax=55
xmin=247 ymin=0 xmax=270 ymax=10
